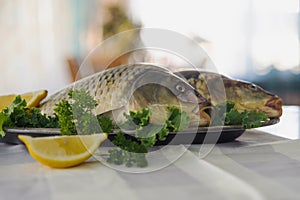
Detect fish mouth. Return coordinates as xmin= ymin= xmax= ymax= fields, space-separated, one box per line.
xmin=177 ymin=89 xmax=210 ymax=106
xmin=188 ymin=105 xmax=213 ymax=127
xmin=265 ymin=97 xmax=283 ymax=117
xmin=177 ymin=89 xmax=212 ymax=127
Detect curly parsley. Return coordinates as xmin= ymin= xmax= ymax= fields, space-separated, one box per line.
xmin=106 ymin=106 xmax=191 ymax=167
xmin=0 ymin=96 xmax=58 ymax=137
xmin=212 ymin=101 xmax=269 ymax=128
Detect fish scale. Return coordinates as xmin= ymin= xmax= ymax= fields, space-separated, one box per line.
xmin=40 ymin=65 xmax=154 ymax=116
xmin=94 ymin=66 xmax=143 ymax=113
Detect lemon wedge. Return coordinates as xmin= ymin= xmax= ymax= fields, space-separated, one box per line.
xmin=18 ymin=134 xmax=107 ymax=168
xmin=21 ymin=90 xmax=48 ymax=108
xmin=0 ymin=90 xmax=48 ymax=111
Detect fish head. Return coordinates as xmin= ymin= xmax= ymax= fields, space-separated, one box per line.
xmin=132 ymin=68 xmax=212 ymax=126
xmin=175 ymin=70 xmax=228 ymax=105
xmin=134 ymin=69 xmax=210 ymax=107
xmin=175 ymin=69 xmax=283 ymax=119
xmin=167 ymin=74 xmax=210 ymax=106
xmin=226 ymin=80 xmax=283 ymax=118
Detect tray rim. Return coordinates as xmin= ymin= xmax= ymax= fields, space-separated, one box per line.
xmin=3 ymin=117 xmax=279 ymax=136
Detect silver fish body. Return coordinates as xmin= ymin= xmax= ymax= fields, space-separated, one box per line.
xmin=40 ymin=64 xmax=211 ymax=126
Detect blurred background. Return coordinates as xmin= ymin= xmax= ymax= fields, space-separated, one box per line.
xmin=0 ymin=0 xmax=299 ymax=104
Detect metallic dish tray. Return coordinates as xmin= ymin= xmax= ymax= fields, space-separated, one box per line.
xmin=0 ymin=118 xmax=279 ymax=146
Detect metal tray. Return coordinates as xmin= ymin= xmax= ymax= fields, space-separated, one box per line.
xmin=0 ymin=118 xmax=279 ymax=146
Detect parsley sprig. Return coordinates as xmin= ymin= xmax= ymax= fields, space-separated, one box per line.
xmin=107 ymin=132 xmax=148 ymax=167
xmin=212 ymin=101 xmax=269 ymax=128
xmin=106 ymin=107 xmax=191 ymax=167
xmin=54 ymin=90 xmax=102 ymax=135
xmin=0 ymin=96 xmax=58 ymax=137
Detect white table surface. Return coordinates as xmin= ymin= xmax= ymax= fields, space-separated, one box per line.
xmin=1 ymin=106 xmax=299 ymax=200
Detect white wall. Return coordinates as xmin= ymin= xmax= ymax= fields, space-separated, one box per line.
xmin=0 ymin=0 xmax=75 ymax=95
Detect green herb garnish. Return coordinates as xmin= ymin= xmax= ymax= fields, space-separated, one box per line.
xmin=107 ymin=132 xmax=148 ymax=168
xmin=97 ymin=115 xmax=113 ymax=133
xmin=243 ymin=110 xmax=268 ymax=129
xmin=0 ymin=113 xmax=11 ymax=137
xmin=0 ymin=96 xmax=58 ymax=137
xmin=71 ymin=90 xmax=101 ymax=134
xmin=125 ymin=108 xmax=151 ymax=127
xmin=212 ymin=101 xmax=269 ymax=128
xmin=54 ymin=89 xmax=102 ymax=135
xmin=106 ymin=106 xmax=190 ymax=167
xmin=54 ymin=99 xmax=75 ymax=135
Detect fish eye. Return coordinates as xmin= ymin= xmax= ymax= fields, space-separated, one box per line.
xmin=248 ymin=84 xmax=257 ymax=90
xmin=176 ymin=84 xmax=185 ymax=92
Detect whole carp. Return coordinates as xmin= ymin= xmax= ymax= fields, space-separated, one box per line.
xmin=176 ymin=70 xmax=283 ymax=118
xmin=40 ymin=64 xmax=212 ymax=127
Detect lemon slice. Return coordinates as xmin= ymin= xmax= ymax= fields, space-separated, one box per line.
xmin=0 ymin=90 xmax=48 ymax=111
xmin=21 ymin=90 xmax=48 ymax=108
xmin=18 ymin=134 xmax=107 ymax=168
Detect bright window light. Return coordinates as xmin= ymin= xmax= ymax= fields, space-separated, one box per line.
xmin=130 ymin=0 xmax=300 ymax=76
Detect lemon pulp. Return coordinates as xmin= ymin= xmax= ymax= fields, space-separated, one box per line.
xmin=18 ymin=134 xmax=107 ymax=168
xmin=0 ymin=90 xmax=47 ymax=111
